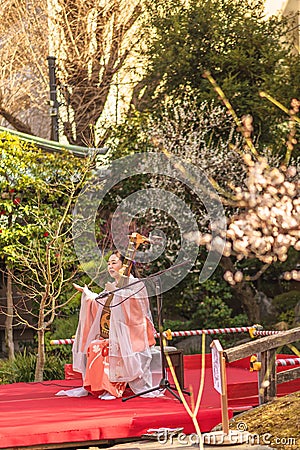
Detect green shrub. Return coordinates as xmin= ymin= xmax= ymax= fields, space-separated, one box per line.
xmin=0 ymin=350 xmax=66 ymax=384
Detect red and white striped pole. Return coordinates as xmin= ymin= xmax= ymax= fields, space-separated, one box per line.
xmin=50 ymin=326 xmax=255 ymax=345
xmin=276 ymin=357 xmax=300 ymax=367
xmin=252 ymin=330 xmax=282 ymax=337
xmin=50 ymin=338 xmax=75 ymax=345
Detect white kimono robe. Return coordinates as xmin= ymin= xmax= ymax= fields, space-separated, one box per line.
xmin=72 ymin=276 xmax=160 ymax=396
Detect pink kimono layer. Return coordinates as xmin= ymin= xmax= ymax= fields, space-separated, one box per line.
xmin=84 ymin=339 xmax=126 ymax=397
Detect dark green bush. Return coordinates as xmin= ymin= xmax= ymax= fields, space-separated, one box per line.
xmin=0 ymin=350 xmax=66 ymax=384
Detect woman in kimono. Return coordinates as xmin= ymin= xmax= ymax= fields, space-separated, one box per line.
xmin=70 ymin=251 xmax=159 ymax=400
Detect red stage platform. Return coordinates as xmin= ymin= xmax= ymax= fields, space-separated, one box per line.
xmin=0 ymin=354 xmax=299 ymax=449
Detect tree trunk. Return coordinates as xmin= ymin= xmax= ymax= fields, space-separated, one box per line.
xmin=35 ymin=328 xmax=45 ymax=382
xmin=35 ymin=296 xmax=46 ymax=382
xmin=5 ymin=270 xmax=15 ymax=360
xmin=0 ymin=106 xmax=33 ymax=135
xmin=220 ymin=257 xmax=261 ymax=324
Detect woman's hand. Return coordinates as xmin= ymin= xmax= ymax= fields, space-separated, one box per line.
xmin=105 ymin=281 xmax=116 ymax=293
xmin=73 ymin=283 xmax=84 ymax=292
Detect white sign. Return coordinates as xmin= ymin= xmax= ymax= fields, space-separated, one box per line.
xmin=211 ymin=340 xmax=223 ymax=395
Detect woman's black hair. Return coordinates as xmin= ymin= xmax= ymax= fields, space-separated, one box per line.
xmin=111 ymin=250 xmax=140 ymax=278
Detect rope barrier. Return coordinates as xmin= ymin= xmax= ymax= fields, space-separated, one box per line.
xmin=161 ymin=326 xmax=253 ymax=338
xmin=253 ymin=330 xmax=282 ymax=336
xmin=50 ymin=326 xmax=256 ymax=345
xmin=276 ymin=357 xmax=300 ymax=367
xmin=51 ymin=326 xmax=289 ymax=346
xmin=51 ymin=338 xmax=75 ymax=345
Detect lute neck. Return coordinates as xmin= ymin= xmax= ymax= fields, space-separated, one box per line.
xmin=118 ymin=239 xmax=137 ymax=283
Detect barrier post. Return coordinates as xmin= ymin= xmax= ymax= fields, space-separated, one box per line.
xmin=210 ymin=340 xmax=249 ymax=445
xmin=260 ymin=348 xmax=277 ymax=403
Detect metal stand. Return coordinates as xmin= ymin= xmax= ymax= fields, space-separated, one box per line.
xmin=122 ymin=279 xmax=190 ymax=402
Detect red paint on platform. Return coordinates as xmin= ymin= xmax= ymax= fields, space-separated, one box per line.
xmin=0 ymin=354 xmax=298 ymax=449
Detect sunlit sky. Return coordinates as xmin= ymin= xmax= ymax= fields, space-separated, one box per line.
xmin=264 ymin=0 xmax=288 ymax=17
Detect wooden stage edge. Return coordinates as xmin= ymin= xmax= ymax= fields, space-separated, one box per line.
xmin=4 ymin=438 xmax=133 ymax=450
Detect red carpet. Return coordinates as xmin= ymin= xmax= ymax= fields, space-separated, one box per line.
xmin=0 ymin=354 xmax=298 ymax=449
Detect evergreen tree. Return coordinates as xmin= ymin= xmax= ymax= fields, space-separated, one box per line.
xmin=133 ymin=0 xmax=300 ymax=150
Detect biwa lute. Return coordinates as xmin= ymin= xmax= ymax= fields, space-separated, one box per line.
xmin=99 ymin=233 xmax=150 ymax=339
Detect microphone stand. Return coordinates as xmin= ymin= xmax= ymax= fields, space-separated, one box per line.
xmin=122 ymin=277 xmax=190 ymax=403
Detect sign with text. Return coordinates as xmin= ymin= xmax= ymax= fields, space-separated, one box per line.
xmin=210 ymin=339 xmax=229 ymax=435
xmin=211 ymin=339 xmax=223 ymax=395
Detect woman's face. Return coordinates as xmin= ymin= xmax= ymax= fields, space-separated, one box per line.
xmin=107 ymin=254 xmax=123 ymax=279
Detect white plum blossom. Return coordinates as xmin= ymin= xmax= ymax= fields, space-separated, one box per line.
xmin=193 ymin=155 xmax=299 ymax=284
